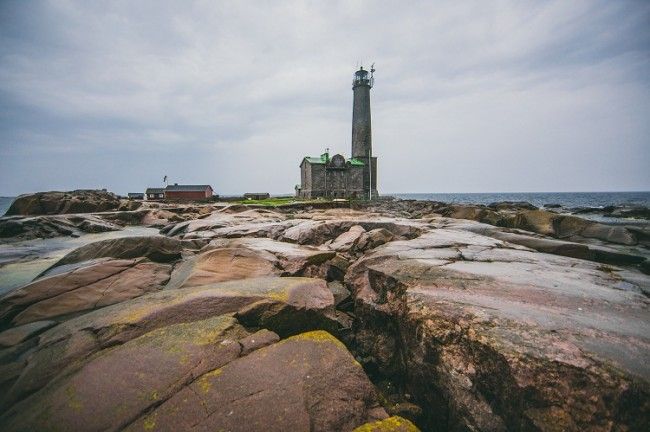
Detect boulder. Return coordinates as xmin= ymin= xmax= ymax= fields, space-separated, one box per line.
xmin=330 ymin=225 xmax=367 ymax=252
xmin=213 ymin=237 xmax=336 ymax=275
xmin=165 ymin=208 xmax=289 ymax=240
xmin=0 ymin=215 xmax=122 ymax=241
xmin=5 ymin=190 xmax=123 ymax=216
xmin=346 ymin=228 xmax=650 ymax=431
xmin=609 ymin=206 xmax=650 ymax=219
xmin=282 ymin=219 xmax=421 ymax=246
xmin=356 ymin=228 xmax=395 ymax=252
xmin=208 ymin=219 xmax=301 ymax=240
xmin=123 ymin=331 xmax=387 ymax=432
xmin=1 ymin=277 xmax=335 ymax=407
xmin=579 ymin=223 xmax=637 ymax=245
xmin=140 ymin=209 xmax=184 ymax=226
xmin=0 ymin=258 xmax=172 ymax=326
xmin=0 ymin=315 xmax=249 ymax=432
xmin=298 ymin=253 xmax=351 ymax=282
xmin=460 ymin=222 xmax=647 ymax=266
xmin=169 ymin=247 xmax=280 ymax=288
xmin=504 ymin=209 xmax=556 ymax=236
xmin=167 ymin=238 xmax=336 ymax=288
xmin=437 ymin=205 xmax=503 ymax=225
xmin=328 ymin=281 xmax=351 ymax=307
xmin=487 ymin=201 xmax=537 ymax=211
xmin=46 ymin=236 xmax=183 ymax=270
xmin=98 ymin=209 xmax=149 ymax=226
xmin=503 ymin=210 xmax=638 ymax=246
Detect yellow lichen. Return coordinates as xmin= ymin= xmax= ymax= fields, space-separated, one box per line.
xmin=192 ymin=326 xmax=230 ymax=345
xmin=142 ymin=413 xmax=157 ymax=431
xmin=352 ymin=416 xmax=420 ymax=432
xmin=289 ymin=330 xmax=346 ymax=349
xmin=120 ymin=306 xmax=150 ymax=324
xmin=265 ymin=290 xmax=290 ymax=302
xmin=197 ymin=368 xmax=223 ymax=393
xmin=65 ymin=385 xmax=83 ymax=411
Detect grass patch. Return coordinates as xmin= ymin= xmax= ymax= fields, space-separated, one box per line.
xmin=230 ymin=197 xmax=328 ymax=207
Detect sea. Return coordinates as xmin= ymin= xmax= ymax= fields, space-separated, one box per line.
xmin=0 ymin=197 xmax=15 ymax=216
xmin=391 ymin=191 xmax=650 ymax=209
xmin=1 ymin=192 xmax=649 ymax=217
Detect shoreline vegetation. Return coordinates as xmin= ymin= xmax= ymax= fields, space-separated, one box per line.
xmin=0 ymin=189 xmax=648 ymax=431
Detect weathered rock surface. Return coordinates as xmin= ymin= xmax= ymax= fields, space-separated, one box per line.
xmin=46 ymin=235 xmax=183 ymax=270
xmin=0 ymin=198 xmax=648 ymax=431
xmin=346 ymin=225 xmax=650 ymax=431
xmin=0 ymin=258 xmax=172 ymax=326
xmin=0 ymin=315 xmax=248 ymax=432
xmin=0 ymin=214 xmax=122 ymax=241
xmin=330 ymin=225 xmax=367 ymax=252
xmin=0 ymin=277 xmax=336 ymax=408
xmin=357 ymin=228 xmax=395 ymax=252
xmin=163 ymin=207 xmax=291 ymax=240
xmin=124 ymin=331 xmax=386 ymax=432
xmin=1 ymin=326 xmax=383 ymax=432
xmin=487 ymin=201 xmax=537 ymax=211
xmin=328 ymin=225 xmax=396 ymax=255
xmin=169 ymin=247 xmax=280 ymax=287
xmin=5 ymin=190 xmax=130 ymax=216
xmin=436 ymin=205 xmax=643 ymax=248
xmin=238 ymin=328 xmax=280 ymax=355
xmin=167 ymin=238 xmax=336 ymax=288
xmin=0 ymin=320 xmax=56 ymax=347
xmin=282 ymin=219 xmax=421 ymax=246
xmin=503 ymin=209 xmax=639 ymax=245
xmin=454 ymin=219 xmax=647 ymax=267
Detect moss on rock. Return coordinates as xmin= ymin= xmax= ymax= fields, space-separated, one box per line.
xmin=352 ymin=416 xmax=420 ymax=432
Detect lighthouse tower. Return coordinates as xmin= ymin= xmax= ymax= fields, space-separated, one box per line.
xmin=351 ymin=65 xmax=378 ymax=199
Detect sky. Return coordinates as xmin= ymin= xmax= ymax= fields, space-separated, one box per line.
xmin=0 ymin=0 xmax=649 ymax=196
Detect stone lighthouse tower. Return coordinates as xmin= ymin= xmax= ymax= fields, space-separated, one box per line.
xmin=351 ymin=65 xmax=378 ymax=199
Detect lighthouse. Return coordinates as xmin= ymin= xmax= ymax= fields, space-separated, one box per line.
xmin=296 ymin=65 xmax=379 ymax=200
xmin=351 ymin=65 xmax=378 ymax=199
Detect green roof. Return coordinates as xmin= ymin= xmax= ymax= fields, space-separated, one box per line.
xmin=302 ymin=155 xmax=365 ymax=166
xmin=303 ymin=155 xmax=327 ymax=164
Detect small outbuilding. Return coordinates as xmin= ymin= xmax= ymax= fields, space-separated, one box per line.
xmin=145 ymin=188 xmax=165 ymax=200
xmin=127 ymin=193 xmax=144 ymax=200
xmin=243 ymin=193 xmax=270 ymax=200
xmin=165 ymin=184 xmax=213 ymax=201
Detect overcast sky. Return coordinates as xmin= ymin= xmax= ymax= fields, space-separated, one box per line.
xmin=1 ymin=0 xmax=649 ymax=196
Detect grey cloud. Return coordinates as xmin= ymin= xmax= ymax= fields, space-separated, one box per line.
xmin=0 ymin=0 xmax=648 ymax=195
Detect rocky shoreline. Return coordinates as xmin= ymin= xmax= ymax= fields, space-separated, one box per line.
xmin=0 ymin=191 xmax=648 ymax=431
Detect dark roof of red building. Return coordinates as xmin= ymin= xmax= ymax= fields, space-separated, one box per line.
xmin=165 ymin=184 xmax=212 ymax=192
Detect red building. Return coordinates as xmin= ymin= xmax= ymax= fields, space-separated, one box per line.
xmin=164 ymin=184 xmax=213 ymax=201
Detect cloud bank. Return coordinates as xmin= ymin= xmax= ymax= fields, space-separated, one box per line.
xmin=1 ymin=0 xmax=649 ymax=195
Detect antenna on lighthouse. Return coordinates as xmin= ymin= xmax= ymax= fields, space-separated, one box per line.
xmin=370 ymin=63 xmax=375 ymax=87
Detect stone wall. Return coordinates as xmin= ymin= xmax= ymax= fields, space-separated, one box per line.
xmin=298 ymin=162 xmax=364 ymax=199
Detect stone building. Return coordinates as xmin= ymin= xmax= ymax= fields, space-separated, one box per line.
xmin=297 ymin=66 xmax=378 ymax=199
